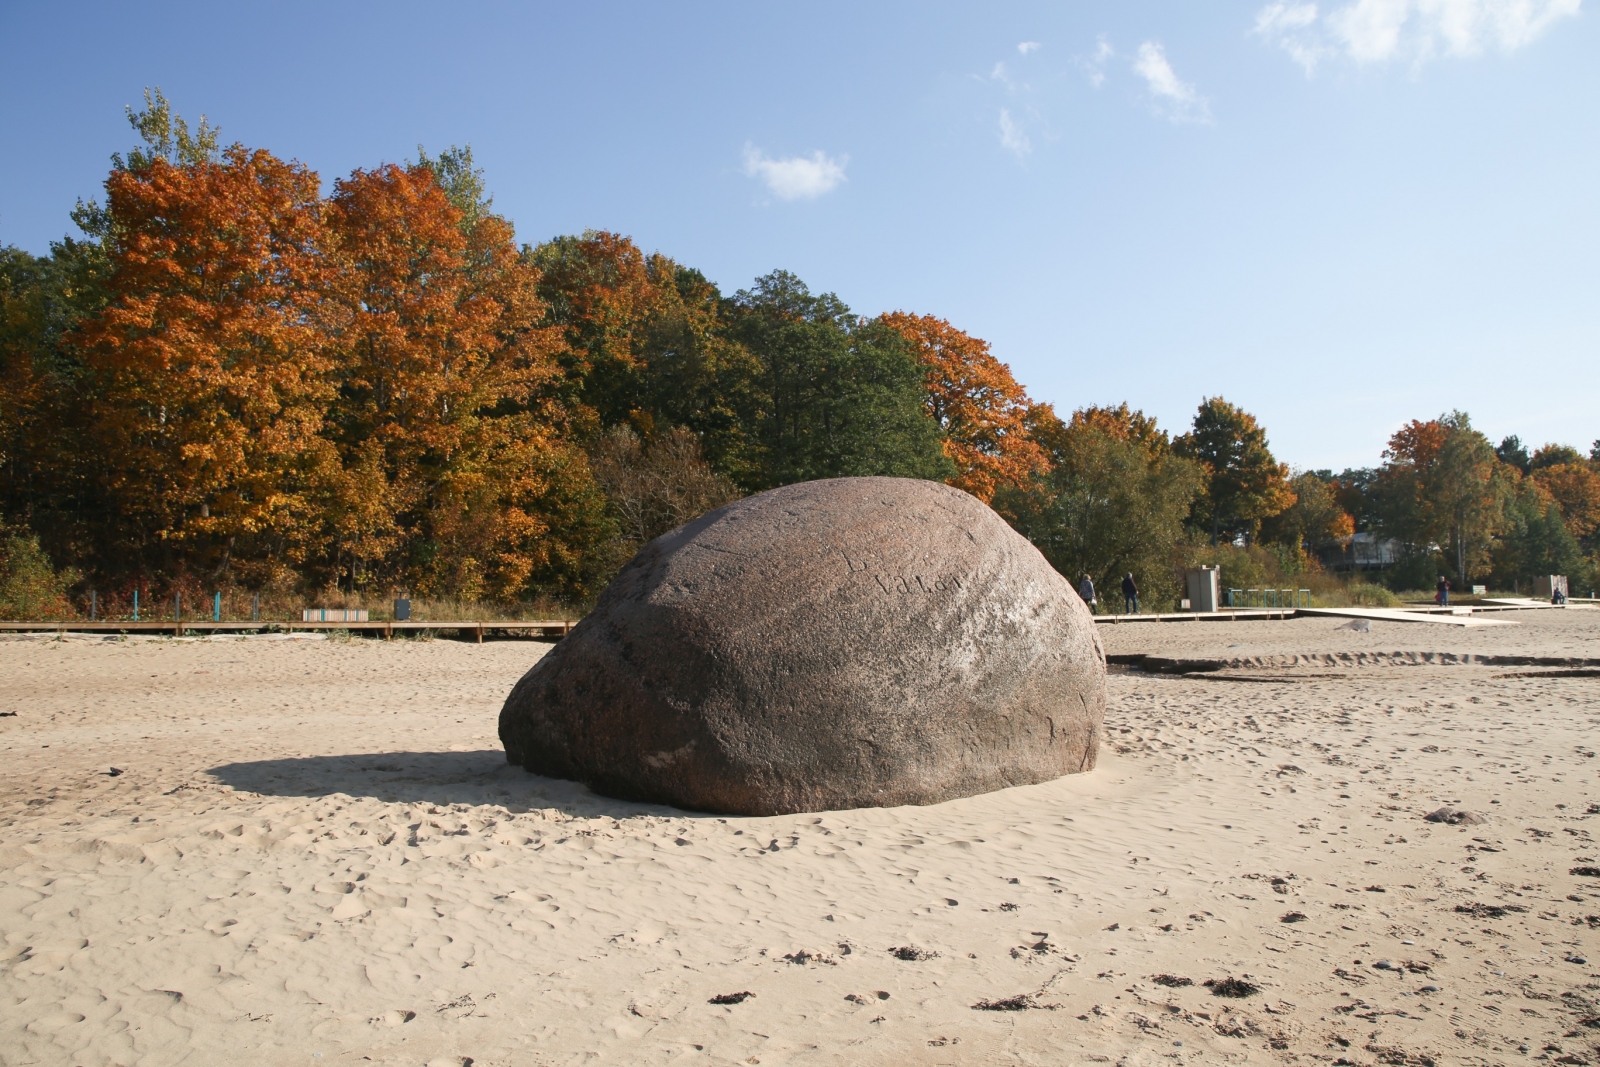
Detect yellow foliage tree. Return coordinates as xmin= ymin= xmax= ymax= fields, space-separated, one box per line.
xmin=880 ymin=312 xmax=1047 ymax=502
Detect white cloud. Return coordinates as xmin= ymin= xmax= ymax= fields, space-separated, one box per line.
xmin=988 ymin=48 xmax=1040 ymax=159
xmin=1133 ymin=41 xmax=1212 ymax=122
xmin=1254 ymin=0 xmax=1581 ymax=72
xmin=1254 ymin=2 xmax=1327 ymax=71
xmin=741 ymin=146 xmax=848 ymax=200
xmin=1080 ymin=35 xmax=1115 ymax=87
xmin=998 ymin=108 xmax=1032 ymax=158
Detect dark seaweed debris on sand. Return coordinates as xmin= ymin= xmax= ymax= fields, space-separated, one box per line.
xmin=1151 ymin=974 xmax=1193 ymax=987
xmin=1425 ymin=807 xmax=1484 ymax=825
xmin=709 ymin=991 xmax=753 ymax=1005
xmin=1280 ymin=911 xmax=1308 ymax=923
xmin=889 ymin=945 xmax=939 ymax=961
xmin=1571 ymin=867 xmax=1600 ymax=878
xmin=973 ymin=994 xmax=1054 ymax=1011
xmin=1455 ymin=903 xmax=1528 ymax=919
xmin=1207 ymin=977 xmax=1260 ymax=998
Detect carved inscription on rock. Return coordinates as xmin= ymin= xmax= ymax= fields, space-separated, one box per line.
xmin=871 ymin=572 xmax=964 ymax=595
xmin=839 ymin=549 xmax=966 ymax=596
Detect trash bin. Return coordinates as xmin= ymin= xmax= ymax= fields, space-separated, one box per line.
xmin=1185 ymin=566 xmax=1221 ymax=613
xmin=394 ymin=597 xmax=411 ymax=621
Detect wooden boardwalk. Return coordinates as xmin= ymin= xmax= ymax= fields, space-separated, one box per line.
xmin=0 ymin=602 xmax=1555 ymax=639
xmin=0 ymin=619 xmax=572 ymax=642
xmin=1090 ymin=608 xmax=1297 ymax=624
xmin=1090 ymin=602 xmax=1549 ymax=625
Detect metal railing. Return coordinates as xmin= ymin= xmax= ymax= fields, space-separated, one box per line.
xmin=1226 ymin=588 xmax=1311 ymax=609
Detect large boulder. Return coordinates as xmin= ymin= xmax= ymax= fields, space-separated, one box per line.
xmin=499 ymin=476 xmax=1106 ymax=815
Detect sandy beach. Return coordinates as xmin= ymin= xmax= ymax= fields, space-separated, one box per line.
xmin=3 ymin=608 xmax=1599 ymax=1066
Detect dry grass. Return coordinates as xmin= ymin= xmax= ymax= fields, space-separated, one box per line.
xmin=1310 ymin=581 xmax=1402 ymax=608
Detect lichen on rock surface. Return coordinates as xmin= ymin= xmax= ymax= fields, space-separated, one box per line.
xmin=498 ymin=476 xmax=1106 ymax=815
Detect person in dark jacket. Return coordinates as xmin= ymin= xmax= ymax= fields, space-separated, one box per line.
xmin=1436 ymin=576 xmax=1450 ymax=607
xmin=1078 ymin=574 xmax=1097 ymax=614
xmin=1122 ymin=573 xmax=1139 ymax=615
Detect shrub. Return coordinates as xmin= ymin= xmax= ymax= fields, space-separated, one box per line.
xmin=1187 ymin=541 xmax=1314 ymax=601
xmin=1327 ymin=581 xmax=1402 ymax=608
xmin=0 ymin=531 xmax=79 ymax=619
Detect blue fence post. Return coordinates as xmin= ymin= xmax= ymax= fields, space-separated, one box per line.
xmin=90 ymin=590 xmax=97 ymax=621
xmin=213 ymin=591 xmax=221 ymax=622
xmin=133 ymin=589 xmax=139 ymax=621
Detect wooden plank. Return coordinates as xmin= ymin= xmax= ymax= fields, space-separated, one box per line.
xmin=1297 ymin=607 xmax=1515 ymax=627
xmin=0 ymin=619 xmax=574 ymax=635
xmin=1093 ymin=609 xmax=1294 ymax=625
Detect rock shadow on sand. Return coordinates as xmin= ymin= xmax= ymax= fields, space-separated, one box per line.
xmin=207 ymin=750 xmax=685 ymax=818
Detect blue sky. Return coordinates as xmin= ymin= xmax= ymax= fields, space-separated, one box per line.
xmin=2 ymin=1 xmax=1595 ymax=471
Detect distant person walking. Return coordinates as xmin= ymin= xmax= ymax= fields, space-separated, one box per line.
xmin=1078 ymin=574 xmax=1097 ymax=615
xmin=1122 ymin=573 xmax=1139 ymax=615
xmin=1436 ymin=576 xmax=1450 ymax=607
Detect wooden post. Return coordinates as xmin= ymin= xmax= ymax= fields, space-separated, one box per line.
xmin=476 ymin=622 xmax=484 ymax=644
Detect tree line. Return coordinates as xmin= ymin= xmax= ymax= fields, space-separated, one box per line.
xmin=1 ymin=93 xmax=1596 ymax=617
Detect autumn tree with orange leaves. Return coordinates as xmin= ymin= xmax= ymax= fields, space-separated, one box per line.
xmin=532 ymin=231 xmax=762 ymax=481
xmin=1259 ymin=472 xmax=1355 ymax=554
xmin=1373 ymin=411 xmax=1512 ymax=585
xmin=323 ymin=161 xmax=606 ymax=599
xmin=880 ymin=312 xmax=1046 ymax=502
xmin=1488 ymin=444 xmax=1597 ymax=592
xmin=1530 ymin=462 xmax=1600 ymax=542
xmin=76 ymin=140 xmax=337 ymax=585
xmin=47 ymin=98 xmax=614 ymax=601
